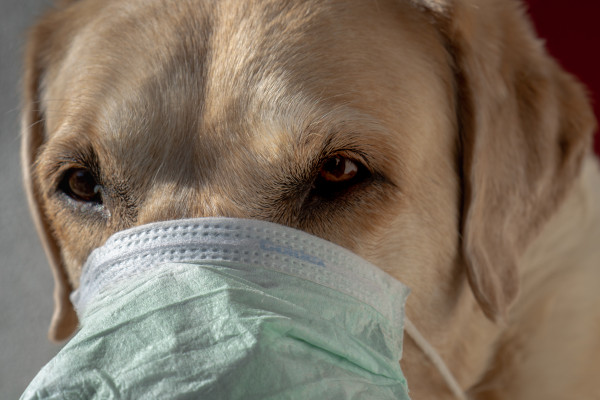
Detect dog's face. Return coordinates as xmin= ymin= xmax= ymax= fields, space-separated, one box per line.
xmin=36 ymin=0 xmax=458 ymax=274
xmin=28 ymin=0 xmax=460 ymax=329
xmin=22 ymin=0 xmax=595 ymax=395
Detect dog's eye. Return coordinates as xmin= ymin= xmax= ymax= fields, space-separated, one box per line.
xmin=312 ymin=155 xmax=371 ymax=198
xmin=59 ymin=168 xmax=102 ymax=203
xmin=320 ymin=156 xmax=359 ymax=183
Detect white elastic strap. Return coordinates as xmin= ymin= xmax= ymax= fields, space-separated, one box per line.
xmin=404 ymin=318 xmax=468 ymax=400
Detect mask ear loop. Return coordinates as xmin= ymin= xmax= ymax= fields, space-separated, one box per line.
xmin=404 ymin=318 xmax=468 ymax=400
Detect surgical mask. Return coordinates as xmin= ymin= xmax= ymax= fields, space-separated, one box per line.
xmin=21 ymin=218 xmax=465 ymax=400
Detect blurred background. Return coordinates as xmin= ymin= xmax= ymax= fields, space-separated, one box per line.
xmin=525 ymin=0 xmax=600 ymax=154
xmin=1 ymin=1 xmax=598 ymax=398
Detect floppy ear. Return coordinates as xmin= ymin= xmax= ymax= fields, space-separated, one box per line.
xmin=21 ymin=12 xmax=79 ymax=342
xmin=430 ymin=0 xmax=596 ymax=321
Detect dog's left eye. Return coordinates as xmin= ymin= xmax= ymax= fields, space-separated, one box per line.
xmin=319 ymin=156 xmax=359 ymax=183
xmin=58 ymin=168 xmax=103 ymax=203
xmin=311 ymin=155 xmax=371 ymax=199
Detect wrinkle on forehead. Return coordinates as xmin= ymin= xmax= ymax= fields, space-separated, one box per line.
xmin=44 ymin=0 xmax=212 ymax=135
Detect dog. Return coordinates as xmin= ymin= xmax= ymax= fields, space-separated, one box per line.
xmin=21 ymin=0 xmax=600 ymax=398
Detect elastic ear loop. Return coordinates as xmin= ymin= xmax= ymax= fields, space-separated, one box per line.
xmin=404 ymin=318 xmax=468 ymax=400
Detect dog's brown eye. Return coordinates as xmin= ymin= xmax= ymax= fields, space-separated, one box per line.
xmin=311 ymin=155 xmax=371 ymax=199
xmin=59 ymin=168 xmax=102 ymax=203
xmin=320 ymin=156 xmax=359 ymax=183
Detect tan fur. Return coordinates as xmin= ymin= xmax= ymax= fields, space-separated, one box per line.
xmin=21 ymin=0 xmax=599 ymax=398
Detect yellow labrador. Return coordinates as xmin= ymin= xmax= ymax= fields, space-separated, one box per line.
xmin=21 ymin=0 xmax=600 ymax=398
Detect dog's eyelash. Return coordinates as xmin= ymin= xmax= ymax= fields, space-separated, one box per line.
xmin=305 ymin=151 xmax=374 ymax=199
xmin=41 ymin=147 xmax=102 ymax=190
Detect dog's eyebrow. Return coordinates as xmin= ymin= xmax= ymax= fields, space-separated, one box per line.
xmin=297 ymin=106 xmax=392 ymax=162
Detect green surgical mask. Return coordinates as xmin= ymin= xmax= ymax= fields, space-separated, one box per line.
xmin=23 ymin=218 xmax=415 ymax=399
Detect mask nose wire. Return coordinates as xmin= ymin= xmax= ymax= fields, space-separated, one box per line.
xmin=404 ymin=318 xmax=468 ymax=400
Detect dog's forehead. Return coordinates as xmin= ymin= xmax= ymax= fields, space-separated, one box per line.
xmin=44 ymin=0 xmax=453 ymax=185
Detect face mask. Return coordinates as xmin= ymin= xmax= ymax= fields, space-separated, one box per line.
xmin=22 ymin=218 xmax=465 ymax=400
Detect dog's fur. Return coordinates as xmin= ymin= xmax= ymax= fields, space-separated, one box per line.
xmin=21 ymin=0 xmax=600 ymax=398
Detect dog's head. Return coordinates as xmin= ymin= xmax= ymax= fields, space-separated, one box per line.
xmin=22 ymin=0 xmax=594 ymax=389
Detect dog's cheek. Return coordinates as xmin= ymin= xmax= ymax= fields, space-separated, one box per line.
xmin=301 ymin=183 xmax=405 ymax=254
xmin=44 ymin=204 xmax=106 ymax=287
xmin=59 ymin=246 xmax=85 ymax=288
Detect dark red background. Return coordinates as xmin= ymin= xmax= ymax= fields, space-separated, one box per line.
xmin=524 ymin=0 xmax=600 ymax=155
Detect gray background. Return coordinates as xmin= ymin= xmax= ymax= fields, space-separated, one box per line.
xmin=1 ymin=1 xmax=62 ymax=398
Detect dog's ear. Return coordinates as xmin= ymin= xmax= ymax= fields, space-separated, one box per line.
xmin=429 ymin=0 xmax=596 ymax=321
xmin=21 ymin=11 xmax=79 ymax=342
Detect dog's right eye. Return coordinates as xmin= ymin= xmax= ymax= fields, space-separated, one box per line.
xmin=58 ymin=168 xmax=103 ymax=203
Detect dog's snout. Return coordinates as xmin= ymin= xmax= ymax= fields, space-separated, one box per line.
xmin=134 ymin=185 xmax=244 ymax=227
